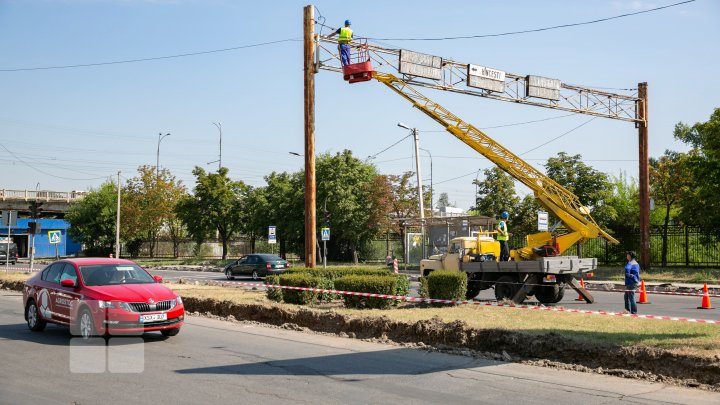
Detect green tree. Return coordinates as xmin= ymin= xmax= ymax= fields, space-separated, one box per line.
xmin=122 ymin=166 xmax=185 ymax=257
xmin=245 ymin=171 xmax=304 ymax=258
xmin=674 ymin=109 xmax=720 ymax=233
xmin=317 ymin=150 xmax=390 ymax=263
xmin=176 ymin=167 xmax=247 ymax=259
xmin=604 ymin=172 xmax=639 ymax=234
xmin=472 ymin=167 xmax=519 ymax=217
xmin=650 ymin=152 xmax=691 ymax=266
xmin=436 ymin=192 xmax=455 ymax=210
xmin=511 ymin=194 xmax=543 ymax=241
xmin=387 ymin=171 xmax=420 ymax=255
xmin=66 ymin=180 xmax=117 ymax=255
xmin=545 ymin=152 xmax=615 ymax=227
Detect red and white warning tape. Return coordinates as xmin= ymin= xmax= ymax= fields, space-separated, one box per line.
xmin=585 ymin=286 xmax=720 ymax=298
xmin=209 ymin=280 xmax=720 ymax=325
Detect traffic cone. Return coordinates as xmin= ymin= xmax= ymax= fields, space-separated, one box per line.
xmin=697 ymin=283 xmax=713 ymax=309
xmin=575 ymin=279 xmax=585 ymax=301
xmin=637 ymin=280 xmax=650 ymax=304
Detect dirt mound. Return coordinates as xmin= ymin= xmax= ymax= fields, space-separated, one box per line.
xmin=183 ymin=296 xmax=720 ymax=389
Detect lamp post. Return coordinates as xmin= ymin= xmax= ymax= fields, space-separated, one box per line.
xmin=398 ymin=123 xmax=425 ymax=261
xmin=156 ymin=132 xmax=171 ymax=178
xmin=420 ymin=147 xmax=433 ymax=217
xmin=212 ymin=122 xmax=222 ymax=170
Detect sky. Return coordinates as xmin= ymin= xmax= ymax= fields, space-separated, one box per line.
xmin=1 ymin=0 xmax=718 ymax=211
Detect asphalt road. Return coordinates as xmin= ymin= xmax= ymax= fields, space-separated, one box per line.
xmin=146 ymin=268 xmax=718 ymax=320
xmin=0 ymin=292 xmax=717 ymax=405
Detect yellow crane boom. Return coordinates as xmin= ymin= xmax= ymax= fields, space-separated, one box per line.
xmin=372 ymin=72 xmax=619 ymax=260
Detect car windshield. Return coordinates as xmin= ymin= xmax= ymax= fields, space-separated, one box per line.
xmin=79 ymin=264 xmax=155 ymax=286
xmin=0 ymin=244 xmax=16 ymax=252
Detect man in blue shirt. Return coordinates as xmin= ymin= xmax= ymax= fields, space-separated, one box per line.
xmin=328 ymin=20 xmax=353 ymax=66
xmin=624 ymin=250 xmax=641 ymax=314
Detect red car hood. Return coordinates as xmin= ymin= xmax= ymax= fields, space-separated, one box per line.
xmin=83 ymin=283 xmax=177 ymax=303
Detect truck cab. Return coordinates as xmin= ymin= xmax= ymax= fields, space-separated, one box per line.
xmin=421 ymin=235 xmax=500 ymax=277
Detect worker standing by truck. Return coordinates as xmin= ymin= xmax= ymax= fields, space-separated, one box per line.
xmin=496 ymin=211 xmax=510 ymax=261
xmin=328 ymin=20 xmax=353 ymax=65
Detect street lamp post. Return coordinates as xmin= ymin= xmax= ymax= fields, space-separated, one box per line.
xmin=156 ymin=132 xmax=171 ymax=178
xmin=212 ymin=122 xmax=222 ymax=170
xmin=474 ymin=168 xmax=483 ymax=211
xmin=398 ymin=123 xmax=425 ymax=261
xmin=420 ymin=148 xmax=433 ymax=217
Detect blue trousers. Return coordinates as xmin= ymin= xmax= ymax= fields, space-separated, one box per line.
xmin=339 ymin=43 xmax=351 ymax=65
xmin=624 ymin=284 xmax=638 ymax=314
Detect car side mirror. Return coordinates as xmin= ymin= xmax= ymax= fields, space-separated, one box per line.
xmin=60 ymin=279 xmax=76 ymax=288
xmin=154 ymin=275 xmax=163 ymax=283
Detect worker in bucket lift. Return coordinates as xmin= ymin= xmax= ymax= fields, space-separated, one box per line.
xmin=328 ymin=20 xmax=352 ymax=65
xmin=496 ymin=211 xmax=511 ymax=261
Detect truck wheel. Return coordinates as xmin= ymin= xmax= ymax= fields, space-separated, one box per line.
xmin=535 ymin=284 xmax=564 ymax=304
xmin=466 ymin=283 xmax=481 ymax=300
xmin=494 ymin=276 xmax=518 ymax=301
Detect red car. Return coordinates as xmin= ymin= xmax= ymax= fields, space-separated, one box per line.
xmin=23 ymin=258 xmax=184 ymax=339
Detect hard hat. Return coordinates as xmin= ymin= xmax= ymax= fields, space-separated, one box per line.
xmin=500 ymin=211 xmax=509 ymax=219
xmin=345 ymin=19 xmax=351 ymax=26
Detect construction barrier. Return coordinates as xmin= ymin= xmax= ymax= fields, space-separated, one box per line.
xmin=637 ymin=280 xmax=650 ymax=304
xmin=698 ymin=283 xmax=713 ymax=309
xmin=209 ymin=280 xmax=720 ymax=325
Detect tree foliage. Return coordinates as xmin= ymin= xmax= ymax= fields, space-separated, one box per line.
xmin=545 ymin=152 xmax=614 ymax=227
xmin=472 ymin=167 xmax=519 ymax=217
xmin=66 ymin=180 xmax=117 ymax=255
xmin=674 ymin=108 xmax=720 ymax=233
xmin=176 ymin=167 xmax=247 ymax=259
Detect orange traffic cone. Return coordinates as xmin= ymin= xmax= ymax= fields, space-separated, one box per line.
xmin=698 ymin=283 xmax=713 ymax=309
xmin=575 ymin=279 xmax=586 ymax=301
xmin=637 ymin=280 xmax=650 ymax=304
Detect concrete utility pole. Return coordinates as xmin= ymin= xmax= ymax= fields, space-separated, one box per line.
xmin=421 ymin=147 xmax=433 ymax=216
xmin=400 ymin=123 xmax=426 ymax=260
xmin=116 ymin=171 xmax=121 ymax=258
xmin=156 ymin=132 xmax=171 ymax=178
xmin=303 ymin=4 xmax=317 ymax=267
xmin=212 ymin=122 xmax=223 ymax=170
xmin=638 ymin=82 xmax=650 ymax=270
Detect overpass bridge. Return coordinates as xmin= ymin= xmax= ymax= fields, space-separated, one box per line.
xmin=0 ymin=189 xmax=85 ymax=216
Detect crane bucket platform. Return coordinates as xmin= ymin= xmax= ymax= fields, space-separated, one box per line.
xmin=341 ymin=40 xmax=372 ymax=83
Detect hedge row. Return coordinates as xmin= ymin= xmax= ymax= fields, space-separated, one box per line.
xmin=334 ymin=275 xmax=404 ymax=309
xmin=426 ymin=271 xmax=467 ymax=302
xmin=264 ymin=267 xmax=409 ymax=309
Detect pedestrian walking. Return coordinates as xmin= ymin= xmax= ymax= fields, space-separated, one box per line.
xmin=624 ymin=250 xmax=641 ymax=314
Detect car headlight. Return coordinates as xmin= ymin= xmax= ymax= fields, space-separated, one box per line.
xmin=117 ymin=301 xmax=133 ymax=312
xmin=97 ymin=300 xmax=115 ymax=309
xmin=175 ymin=296 xmax=183 ymax=306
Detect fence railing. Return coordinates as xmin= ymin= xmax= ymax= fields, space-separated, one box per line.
xmin=0 ymin=189 xmax=85 ymax=202
xmin=510 ymin=225 xmax=720 ymax=268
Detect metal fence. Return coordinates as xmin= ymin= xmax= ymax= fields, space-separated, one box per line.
xmin=510 ymin=225 xmax=720 ymax=268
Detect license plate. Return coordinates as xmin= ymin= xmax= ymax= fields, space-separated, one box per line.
xmin=274 ymin=263 xmax=284 ymax=268
xmin=139 ymin=313 xmax=167 ymax=323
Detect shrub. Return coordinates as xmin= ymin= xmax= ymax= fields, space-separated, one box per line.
xmin=334 ymin=275 xmax=398 ymax=309
xmin=427 ymin=271 xmax=467 ymax=302
xmin=394 ymin=274 xmax=410 ymax=297
xmin=418 ymin=276 xmax=429 ymax=298
xmin=277 ymin=273 xmax=333 ymax=305
xmin=264 ymin=275 xmax=282 ymax=302
xmin=283 ymin=267 xmax=392 ymax=280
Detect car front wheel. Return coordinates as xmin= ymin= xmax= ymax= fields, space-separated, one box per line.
xmin=26 ymin=300 xmax=47 ymax=332
xmin=78 ymin=309 xmax=96 ymax=340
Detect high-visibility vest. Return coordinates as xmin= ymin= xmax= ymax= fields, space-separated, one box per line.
xmin=497 ymin=221 xmax=508 ymax=241
xmin=339 ymin=27 xmax=353 ymax=43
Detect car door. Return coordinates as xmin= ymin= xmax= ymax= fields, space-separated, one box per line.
xmin=231 ymin=257 xmax=247 ymax=275
xmin=38 ymin=263 xmax=64 ymax=323
xmin=244 ymin=256 xmax=259 ymax=275
xmin=53 ymin=263 xmax=82 ymax=322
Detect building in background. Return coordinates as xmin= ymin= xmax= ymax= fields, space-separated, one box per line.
xmin=0 ymin=218 xmax=81 ymax=258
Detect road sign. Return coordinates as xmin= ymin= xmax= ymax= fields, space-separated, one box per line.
xmin=526 ymin=75 xmax=561 ymax=101
xmin=48 ymin=230 xmax=62 ymax=244
xmin=467 ymin=64 xmax=506 ymax=93
xmin=537 ymin=211 xmax=549 ymax=232
xmin=1 ymin=211 xmax=17 ymax=227
xmin=268 ymin=226 xmax=276 ymax=244
xmin=399 ymin=50 xmax=442 ymax=80
xmin=321 ymin=228 xmax=330 ymax=241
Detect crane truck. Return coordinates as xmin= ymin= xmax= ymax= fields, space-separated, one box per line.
xmin=327 ymin=38 xmax=620 ymax=304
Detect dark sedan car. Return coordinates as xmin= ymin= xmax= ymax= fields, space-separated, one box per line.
xmin=224 ymin=254 xmax=289 ymax=281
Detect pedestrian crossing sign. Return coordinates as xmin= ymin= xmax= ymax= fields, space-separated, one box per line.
xmin=321 ymin=228 xmax=330 ymax=241
xmin=48 ymin=230 xmax=62 ymax=244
